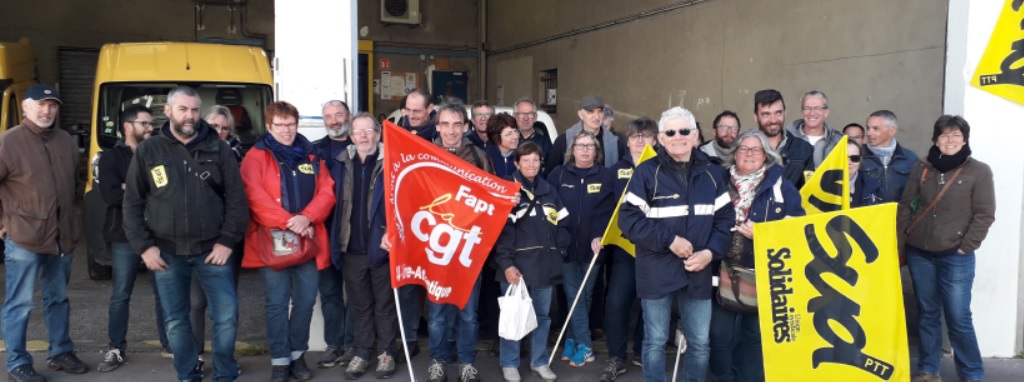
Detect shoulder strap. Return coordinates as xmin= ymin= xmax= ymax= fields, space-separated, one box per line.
xmin=172 ymin=143 xmax=224 ymax=196
xmin=907 ymin=167 xmax=963 ymax=235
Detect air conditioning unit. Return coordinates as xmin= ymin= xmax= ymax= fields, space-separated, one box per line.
xmin=381 ymin=0 xmax=421 ymax=25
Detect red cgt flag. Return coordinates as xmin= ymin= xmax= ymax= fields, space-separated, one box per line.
xmin=383 ymin=121 xmax=519 ymax=309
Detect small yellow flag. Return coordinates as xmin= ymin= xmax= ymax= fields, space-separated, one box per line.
xmin=800 ymin=135 xmax=849 ymax=214
xmin=600 ymin=145 xmax=657 ymax=257
xmin=971 ymin=0 xmax=1024 ymax=106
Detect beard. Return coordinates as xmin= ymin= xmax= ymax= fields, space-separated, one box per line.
xmin=715 ymin=137 xmax=734 ymax=148
xmin=327 ymin=122 xmax=351 ymax=138
xmin=760 ymin=124 xmax=782 ymax=137
xmin=172 ymin=117 xmax=197 ymax=137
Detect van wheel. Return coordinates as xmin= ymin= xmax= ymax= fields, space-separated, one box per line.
xmin=87 ymin=247 xmax=111 ymax=280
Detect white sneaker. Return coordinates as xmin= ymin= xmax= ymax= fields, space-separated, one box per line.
xmin=502 ymin=367 xmax=521 ymax=381
xmin=530 ymin=365 xmax=557 ymax=381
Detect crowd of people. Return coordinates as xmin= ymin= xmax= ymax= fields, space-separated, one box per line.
xmin=0 ymin=84 xmax=995 ymax=382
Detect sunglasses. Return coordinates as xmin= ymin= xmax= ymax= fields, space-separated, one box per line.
xmin=662 ymin=128 xmax=693 ymax=137
xmin=848 ymin=155 xmax=862 ymax=163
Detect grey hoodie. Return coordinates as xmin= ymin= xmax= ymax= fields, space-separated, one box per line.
xmin=785 ymin=119 xmax=843 ymax=168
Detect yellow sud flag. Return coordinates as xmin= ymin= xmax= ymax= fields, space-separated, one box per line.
xmin=753 ymin=203 xmax=909 ymax=381
xmin=600 ymin=145 xmax=657 ymax=257
xmin=800 ymin=135 xmax=850 ymax=214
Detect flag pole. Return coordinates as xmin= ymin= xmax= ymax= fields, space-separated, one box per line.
xmin=548 ymin=250 xmax=600 ymax=366
xmin=671 ymin=329 xmax=685 ymax=382
xmin=393 ymin=287 xmax=416 ymax=381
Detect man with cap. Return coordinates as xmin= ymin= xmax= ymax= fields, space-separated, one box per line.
xmin=546 ymin=95 xmax=624 ymax=175
xmin=0 ymin=84 xmax=88 ymax=381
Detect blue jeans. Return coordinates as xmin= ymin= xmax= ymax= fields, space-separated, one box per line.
xmin=319 ymin=267 xmax=354 ymax=350
xmin=561 ymin=261 xmax=602 ymax=348
xmin=498 ymin=282 xmax=553 ymax=368
xmin=641 ymin=289 xmax=711 ymax=382
xmin=154 ymin=252 xmax=239 ymax=381
xmin=709 ymin=302 xmax=763 ymax=382
xmin=2 ymin=238 xmax=75 ymax=371
xmin=907 ymin=250 xmax=983 ymax=380
xmin=108 ymin=241 xmax=168 ymax=351
xmin=605 ymin=250 xmax=644 ymax=360
xmin=260 ymin=260 xmax=320 ymax=365
xmin=398 ymin=284 xmax=423 ymax=342
xmin=427 ymin=277 xmax=481 ymax=364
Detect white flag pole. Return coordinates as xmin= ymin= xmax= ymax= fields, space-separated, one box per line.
xmin=547 ymin=250 xmax=601 ymax=366
xmin=393 ymin=287 xmax=417 ymax=381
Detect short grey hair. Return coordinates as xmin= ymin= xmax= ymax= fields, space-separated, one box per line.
xmin=603 ymin=104 xmax=615 ymax=120
xmin=167 ymin=86 xmax=201 ymax=106
xmin=513 ymin=97 xmax=536 ymax=111
xmin=658 ymin=106 xmax=697 ymax=132
xmin=868 ymin=109 xmax=898 ymax=130
xmin=321 ymin=99 xmax=350 ymax=113
xmin=725 ymin=130 xmax=783 ymax=167
xmin=433 ymin=103 xmax=468 ymax=124
xmin=566 ymin=131 xmax=603 ymax=166
xmin=351 ymin=112 xmax=381 ymax=133
xmin=205 ymin=105 xmax=235 ymax=133
xmin=801 ymin=90 xmax=829 ymax=109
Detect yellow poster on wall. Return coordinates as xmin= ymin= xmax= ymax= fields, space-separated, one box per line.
xmin=753 ymin=204 xmax=909 ymax=381
xmin=800 ymin=135 xmax=849 ymax=214
xmin=971 ymin=0 xmax=1024 ymax=106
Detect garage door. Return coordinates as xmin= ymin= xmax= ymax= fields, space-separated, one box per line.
xmin=58 ymin=48 xmax=99 ymax=129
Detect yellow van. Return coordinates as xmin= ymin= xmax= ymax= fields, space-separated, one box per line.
xmin=0 ymin=38 xmax=37 ymax=132
xmin=84 ymin=42 xmax=274 ymax=279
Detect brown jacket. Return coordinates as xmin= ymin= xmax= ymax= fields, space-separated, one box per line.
xmin=0 ymin=120 xmax=82 ymax=255
xmin=433 ymin=137 xmax=495 ymax=175
xmin=897 ymin=157 xmax=995 ymax=254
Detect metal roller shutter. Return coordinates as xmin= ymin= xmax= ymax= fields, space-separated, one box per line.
xmin=58 ymin=48 xmax=99 ymax=129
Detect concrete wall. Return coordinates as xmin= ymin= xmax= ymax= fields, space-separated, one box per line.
xmin=485 ymin=0 xmax=948 ymax=154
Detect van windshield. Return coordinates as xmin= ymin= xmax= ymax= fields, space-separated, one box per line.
xmin=95 ymin=83 xmax=273 ymax=151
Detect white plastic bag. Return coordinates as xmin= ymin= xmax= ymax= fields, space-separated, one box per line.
xmin=498 ymin=278 xmax=538 ymax=341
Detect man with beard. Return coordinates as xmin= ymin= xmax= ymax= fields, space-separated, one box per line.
xmin=699 ymin=110 xmax=741 ymax=165
xmin=124 ymin=86 xmax=249 ymax=382
xmin=785 ymin=90 xmax=844 ymax=168
xmin=313 ymin=99 xmax=357 ymax=368
xmin=399 ymin=88 xmax=438 ymax=141
xmin=0 ymin=85 xmax=87 ymax=382
xmin=97 ymin=104 xmax=169 ymax=373
xmin=752 ymin=89 xmax=813 ymax=188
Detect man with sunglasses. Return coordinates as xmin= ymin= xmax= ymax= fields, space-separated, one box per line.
xmin=753 ymin=89 xmax=814 ymax=188
xmin=699 ymin=110 xmax=741 ymax=165
xmin=546 ymin=95 xmax=624 ymax=176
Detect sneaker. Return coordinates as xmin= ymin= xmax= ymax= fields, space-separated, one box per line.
xmin=530 ymin=364 xmax=557 ymax=382
xmin=46 ymin=351 xmax=89 ymax=374
xmin=458 ymin=363 xmax=479 ymax=382
xmin=195 ymin=357 xmax=205 ymax=376
xmin=376 ymin=351 xmax=396 ymax=379
xmin=97 ymin=348 xmax=125 ymax=372
xmin=344 ymin=355 xmax=370 ymax=380
xmin=501 ymin=367 xmax=521 ymax=382
xmin=339 ymin=347 xmax=356 ymax=366
xmin=569 ymin=345 xmax=595 ymax=367
xmin=560 ymin=338 xmax=577 ymax=361
xmin=317 ymin=347 xmax=346 ymax=368
xmin=427 ymin=359 xmax=447 ymax=382
xmin=160 ymin=345 xmax=175 ymax=359
xmin=599 ymin=358 xmax=627 ymax=381
xmin=631 ymin=356 xmax=642 ymax=367
xmin=270 ymin=365 xmax=290 ymax=382
xmin=7 ymin=364 xmax=45 ymax=382
xmin=290 ymin=355 xmax=313 ymax=380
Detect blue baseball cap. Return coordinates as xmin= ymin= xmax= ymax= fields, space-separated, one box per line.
xmin=24 ymin=84 xmax=62 ymax=104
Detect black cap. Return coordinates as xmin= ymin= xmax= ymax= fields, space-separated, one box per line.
xmin=579 ymin=95 xmax=604 ymax=111
xmin=24 ymin=84 xmax=62 ymax=104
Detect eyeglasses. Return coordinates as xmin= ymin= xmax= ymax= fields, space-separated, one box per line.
xmin=628 ymin=133 xmax=655 ymax=141
xmin=128 ymin=121 xmax=153 ymax=128
xmin=736 ymin=146 xmax=764 ymax=155
xmin=514 ymin=112 xmax=537 ymax=118
xmin=351 ymin=129 xmax=376 ymax=136
xmin=662 ymin=128 xmax=693 ymax=137
xmin=937 ymin=133 xmax=964 ymax=141
xmin=501 ymin=131 xmax=519 ymax=138
xmin=271 ymin=123 xmax=298 ymax=129
xmin=573 ymin=143 xmax=597 ymax=151
xmin=715 ymin=125 xmax=739 ymax=133
xmin=801 ymin=106 xmax=828 ymax=112
xmin=472 ymin=113 xmax=493 ymax=119
xmin=848 ymin=155 xmax=862 ymax=163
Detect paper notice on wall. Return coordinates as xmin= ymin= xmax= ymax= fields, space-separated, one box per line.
xmin=381 ymin=71 xmax=392 ymax=100
xmin=391 ymin=75 xmax=407 ymax=98
xmin=406 ymin=73 xmax=417 ymax=94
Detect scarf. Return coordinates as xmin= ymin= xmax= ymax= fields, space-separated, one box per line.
xmin=711 ymin=140 xmax=730 ymax=159
xmin=927 ymin=144 xmax=971 ymax=173
xmin=869 ymin=139 xmax=898 ymax=166
xmin=730 ymin=165 xmax=766 ymax=224
xmin=262 ymin=133 xmax=308 ymax=167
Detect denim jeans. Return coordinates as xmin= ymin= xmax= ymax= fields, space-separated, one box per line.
xmin=190 ymin=243 xmax=242 ymax=355
xmin=319 ymin=266 xmax=354 ymax=350
xmin=641 ymin=289 xmax=711 ymax=382
xmin=108 ymin=241 xmax=168 ymax=351
xmin=2 ymin=238 xmax=75 ymax=371
xmin=427 ymin=277 xmax=481 ymax=364
xmin=259 ymin=259 xmax=320 ymax=365
xmin=561 ymin=261 xmax=602 ymax=348
xmin=498 ymin=282 xmax=553 ymax=368
xmin=605 ymin=250 xmax=644 ymax=360
xmin=907 ymin=250 xmax=984 ymax=380
xmin=709 ymin=302 xmax=763 ymax=382
xmin=154 ymin=252 xmax=239 ymax=381
xmin=398 ymin=284 xmax=423 ymax=343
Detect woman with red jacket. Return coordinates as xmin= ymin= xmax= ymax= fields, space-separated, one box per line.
xmin=241 ymin=101 xmax=335 ymax=382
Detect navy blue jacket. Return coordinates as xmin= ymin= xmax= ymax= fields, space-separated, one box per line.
xmin=486 ymin=145 xmax=517 ymax=179
xmin=618 ymin=149 xmax=734 ymax=300
xmin=494 ymin=171 xmax=571 ymax=287
xmin=730 ymin=164 xmax=805 ymax=268
xmin=547 ymin=163 xmax=615 ymax=264
xmin=860 ymin=142 xmax=918 ymax=203
xmin=398 ymin=115 xmax=439 ymax=142
xmin=466 ymin=130 xmax=489 ymax=150
xmin=775 ymin=131 xmax=814 ymax=189
xmin=314 ymin=137 xmax=351 ymax=268
xmin=850 ymin=173 xmax=883 ymax=208
xmin=368 ymin=174 xmax=389 ymax=269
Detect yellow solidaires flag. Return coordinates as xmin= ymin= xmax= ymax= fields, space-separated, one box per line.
xmin=600 ymin=145 xmax=657 ymax=257
xmin=800 ymin=135 xmax=850 ymax=214
xmin=753 ymin=203 xmax=909 ymax=381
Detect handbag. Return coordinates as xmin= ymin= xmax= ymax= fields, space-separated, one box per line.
xmin=253 ymin=225 xmax=319 ymax=271
xmin=498 ymin=278 xmax=539 ymax=341
xmin=716 ymin=261 xmax=758 ymax=315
